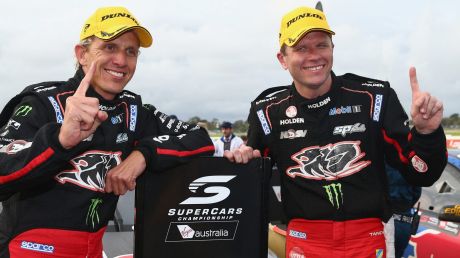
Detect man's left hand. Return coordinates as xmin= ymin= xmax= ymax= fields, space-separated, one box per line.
xmin=105 ymin=150 xmax=146 ymax=195
xmin=409 ymin=67 xmax=443 ymax=134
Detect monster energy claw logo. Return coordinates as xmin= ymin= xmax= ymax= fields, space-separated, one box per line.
xmin=86 ymin=198 xmax=103 ymax=229
xmin=323 ymin=183 xmax=343 ymax=209
xmin=14 ymin=105 xmax=33 ymax=116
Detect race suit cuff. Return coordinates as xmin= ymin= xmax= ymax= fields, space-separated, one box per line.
xmin=134 ymin=143 xmax=158 ymax=173
xmin=410 ymin=126 xmax=446 ymax=155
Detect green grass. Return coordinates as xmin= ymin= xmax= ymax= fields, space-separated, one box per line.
xmin=445 ymin=129 xmax=460 ymax=136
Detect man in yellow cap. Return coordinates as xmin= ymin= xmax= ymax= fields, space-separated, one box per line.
xmin=225 ymin=6 xmax=446 ymax=257
xmin=0 ymin=6 xmax=214 ymax=257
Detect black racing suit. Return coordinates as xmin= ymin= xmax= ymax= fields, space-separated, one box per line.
xmin=247 ymin=72 xmax=447 ymax=222
xmin=0 ymin=68 xmax=214 ymax=257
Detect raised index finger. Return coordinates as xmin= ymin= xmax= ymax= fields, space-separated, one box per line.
xmin=74 ymin=62 xmax=96 ymax=96
xmin=409 ymin=66 xmax=420 ymax=95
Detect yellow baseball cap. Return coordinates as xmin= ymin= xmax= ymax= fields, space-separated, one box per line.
xmin=279 ymin=6 xmax=335 ymax=47
xmin=80 ymin=6 xmax=153 ymax=48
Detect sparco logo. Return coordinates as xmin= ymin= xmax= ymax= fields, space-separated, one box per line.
xmin=21 ymin=241 xmax=54 ymax=253
xmin=289 ymin=229 xmax=307 ymax=239
xmin=129 ymin=105 xmax=137 ymax=131
xmin=47 ymin=97 xmax=63 ymax=123
xmin=257 ymin=110 xmax=271 ymax=135
xmin=373 ymin=94 xmax=383 ymax=121
xmin=307 ymin=97 xmax=330 ymax=109
xmin=55 ymin=151 xmax=122 ymax=191
xmin=323 ymin=183 xmax=343 ymax=209
xmin=286 ymin=141 xmax=371 ymax=180
xmin=180 ymin=175 xmax=236 ymax=205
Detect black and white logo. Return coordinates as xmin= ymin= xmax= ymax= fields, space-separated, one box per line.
xmin=55 ymin=151 xmax=122 ymax=191
xmin=20 ymin=241 xmax=54 ymax=254
xmin=116 ymin=133 xmax=128 ymax=143
xmin=6 ymin=119 xmax=21 ymax=130
xmin=165 ymin=221 xmax=238 ymax=242
xmin=180 ymin=175 xmax=236 ymax=205
xmin=280 ymin=129 xmax=307 ymax=139
xmin=287 ymin=141 xmax=371 ymax=180
xmin=333 ymin=123 xmax=366 ymax=137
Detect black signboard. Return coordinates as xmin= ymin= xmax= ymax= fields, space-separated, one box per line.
xmin=135 ymin=157 xmax=271 ymax=258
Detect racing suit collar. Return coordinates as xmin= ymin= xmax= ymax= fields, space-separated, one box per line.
xmin=291 ymin=71 xmax=341 ymax=112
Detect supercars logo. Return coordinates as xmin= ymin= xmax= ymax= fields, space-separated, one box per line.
xmin=286 ymin=141 xmax=371 ymax=180
xmin=180 ymin=175 xmax=236 ymax=205
xmin=55 ymin=151 xmax=122 ymax=191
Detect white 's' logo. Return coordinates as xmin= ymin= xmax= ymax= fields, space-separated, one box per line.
xmin=180 ymin=175 xmax=236 ymax=205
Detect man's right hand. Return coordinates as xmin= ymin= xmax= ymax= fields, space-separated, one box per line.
xmin=58 ymin=62 xmax=108 ymax=149
xmin=223 ymin=144 xmax=261 ymax=163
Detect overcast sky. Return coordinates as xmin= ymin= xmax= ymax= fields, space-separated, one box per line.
xmin=1 ymin=0 xmax=458 ymax=122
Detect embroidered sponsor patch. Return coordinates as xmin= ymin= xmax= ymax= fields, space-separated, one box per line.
xmin=129 ymin=105 xmax=137 ymax=131
xmin=21 ymin=241 xmax=54 ymax=253
xmin=48 ymin=96 xmax=63 ymax=123
xmin=289 ymin=229 xmax=307 ymax=239
xmin=411 ymin=155 xmax=428 ymax=173
xmin=373 ymin=94 xmax=383 ymax=121
xmin=288 ymin=246 xmax=305 ymax=258
xmin=256 ymin=110 xmax=271 ymax=135
xmin=285 ymin=106 xmax=297 ymax=118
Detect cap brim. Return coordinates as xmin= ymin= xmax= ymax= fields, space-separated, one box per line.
xmin=96 ymin=25 xmax=153 ymax=48
xmin=285 ymin=28 xmax=335 ymax=47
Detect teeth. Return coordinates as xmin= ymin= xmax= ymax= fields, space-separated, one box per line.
xmin=305 ymin=65 xmax=323 ymax=71
xmin=106 ymin=70 xmax=124 ymax=78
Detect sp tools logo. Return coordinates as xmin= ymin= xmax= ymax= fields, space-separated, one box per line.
xmin=286 ymin=141 xmax=371 ymax=180
xmin=180 ymin=175 xmax=236 ymax=205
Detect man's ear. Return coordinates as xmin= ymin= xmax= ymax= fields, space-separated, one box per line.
xmin=277 ymin=51 xmax=288 ymax=70
xmin=75 ymin=44 xmax=87 ymax=67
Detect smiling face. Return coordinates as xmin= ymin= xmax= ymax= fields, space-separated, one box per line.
xmin=76 ymin=31 xmax=140 ymax=100
xmin=277 ymin=31 xmax=334 ymax=99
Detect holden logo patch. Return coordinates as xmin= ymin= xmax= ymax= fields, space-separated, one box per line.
xmin=55 ymin=151 xmax=122 ymax=191
xmin=411 ymin=155 xmax=428 ymax=173
xmin=286 ymin=106 xmax=297 ymax=118
xmin=286 ymin=141 xmax=371 ymax=180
